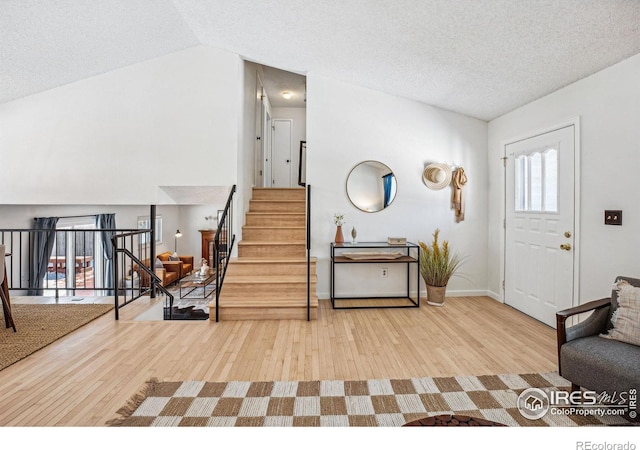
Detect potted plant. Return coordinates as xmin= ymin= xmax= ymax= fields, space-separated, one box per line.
xmin=418 ymin=228 xmax=463 ymax=306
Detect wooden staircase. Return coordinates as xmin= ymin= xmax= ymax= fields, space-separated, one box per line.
xmin=209 ymin=187 xmax=318 ymax=320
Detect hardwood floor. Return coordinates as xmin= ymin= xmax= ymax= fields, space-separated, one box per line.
xmin=0 ymin=295 xmax=558 ymax=426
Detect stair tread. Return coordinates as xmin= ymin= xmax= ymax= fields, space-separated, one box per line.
xmin=245 ymin=211 xmax=306 ymax=216
xmin=250 ymin=199 xmax=305 ymax=202
xmin=238 ymin=241 xmax=306 ymax=245
xmin=213 ymin=299 xmax=319 ymax=307
xmin=242 ymin=225 xmax=305 ymax=229
xmin=229 ymin=257 xmax=317 ymax=263
xmin=253 ymin=187 xmax=305 ymax=190
xmin=224 ymin=275 xmax=317 ymax=283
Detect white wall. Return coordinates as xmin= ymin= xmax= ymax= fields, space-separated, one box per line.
xmin=237 ymin=61 xmax=263 ymax=238
xmin=0 ymin=45 xmax=240 ymax=205
xmin=175 ymin=205 xmax=208 ymax=264
xmin=271 ymin=107 xmax=306 ymax=187
xmin=487 ymin=54 xmax=640 ymax=304
xmin=307 ymin=75 xmax=489 ymax=299
xmin=0 ymin=205 xmax=151 ymax=230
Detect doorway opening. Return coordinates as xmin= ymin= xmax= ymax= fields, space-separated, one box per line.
xmin=254 ymin=64 xmax=306 ymax=188
xmin=43 ymin=217 xmax=98 ymax=297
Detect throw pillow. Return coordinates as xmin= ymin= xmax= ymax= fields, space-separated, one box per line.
xmin=155 ymin=258 xmax=164 ymax=269
xmin=600 ymin=280 xmax=640 ymax=346
xmin=169 ymin=252 xmax=180 ymax=261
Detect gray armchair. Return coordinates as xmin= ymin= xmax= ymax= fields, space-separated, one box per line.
xmin=556 ymin=276 xmax=640 ymax=395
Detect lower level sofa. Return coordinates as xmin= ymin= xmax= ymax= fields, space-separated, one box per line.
xmin=156 ymin=251 xmax=193 ymax=277
xmin=133 ymin=252 xmax=194 ymax=287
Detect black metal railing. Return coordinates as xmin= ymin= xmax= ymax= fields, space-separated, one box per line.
xmin=306 ymin=184 xmax=311 ymax=321
xmin=212 ymin=185 xmax=236 ymax=322
xmin=111 ymin=231 xmax=174 ymax=320
xmin=0 ymin=227 xmax=150 ymax=301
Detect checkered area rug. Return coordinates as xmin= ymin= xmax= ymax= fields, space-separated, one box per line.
xmin=107 ymin=372 xmax=634 ymax=427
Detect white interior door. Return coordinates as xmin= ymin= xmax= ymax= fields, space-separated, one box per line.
xmin=254 ymin=76 xmax=265 ymax=187
xmin=271 ymin=119 xmax=292 ymax=187
xmin=505 ymin=125 xmax=576 ymax=328
xmin=263 ymin=111 xmax=272 ymax=187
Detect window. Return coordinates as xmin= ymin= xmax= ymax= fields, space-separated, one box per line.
xmin=543 ymin=149 xmax=558 ymax=212
xmin=43 ymin=217 xmax=97 ymax=294
xmin=514 ymin=148 xmax=558 ymax=213
xmin=529 ymin=152 xmax=542 ymax=211
xmin=137 ymin=215 xmax=162 ymax=245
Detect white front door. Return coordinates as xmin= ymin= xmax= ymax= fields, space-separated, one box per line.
xmin=504 ymin=124 xmax=577 ymax=328
xmin=271 ymin=119 xmax=292 ymax=187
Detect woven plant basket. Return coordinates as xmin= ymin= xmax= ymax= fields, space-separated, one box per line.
xmin=426 ymin=285 xmax=446 ymax=307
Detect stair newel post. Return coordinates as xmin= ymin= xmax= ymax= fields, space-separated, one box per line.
xmin=150 ymin=205 xmax=156 ymax=299
xmin=306 ymin=185 xmax=311 ymax=321
xmin=112 ymin=234 xmax=119 ymax=320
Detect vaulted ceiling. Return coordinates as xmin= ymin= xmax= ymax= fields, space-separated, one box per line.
xmin=2 ymin=0 xmax=639 ymax=120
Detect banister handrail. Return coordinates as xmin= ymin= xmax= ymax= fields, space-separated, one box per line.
xmin=306 ymin=184 xmax=311 ymax=321
xmin=111 ymin=242 xmax=174 ymax=320
xmin=212 ymin=184 xmax=236 ymax=322
xmin=0 ymin=227 xmax=148 ymax=299
xmin=214 ymin=185 xmax=236 ymax=243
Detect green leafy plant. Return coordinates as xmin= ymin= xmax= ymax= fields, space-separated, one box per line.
xmin=418 ymin=229 xmax=463 ymax=287
xmin=333 ymin=213 xmax=345 ymax=226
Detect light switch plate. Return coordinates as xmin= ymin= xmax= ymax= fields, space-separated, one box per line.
xmin=604 ymin=210 xmax=622 ymax=225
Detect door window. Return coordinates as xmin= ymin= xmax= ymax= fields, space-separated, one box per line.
xmin=514 ymin=148 xmax=558 ymax=213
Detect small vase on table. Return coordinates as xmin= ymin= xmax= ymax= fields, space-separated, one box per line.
xmin=335 ymin=225 xmax=344 ymax=244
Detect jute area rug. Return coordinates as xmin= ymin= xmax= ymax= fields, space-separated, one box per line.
xmin=107 ymin=372 xmax=634 ymax=427
xmin=0 ymin=303 xmax=114 ymax=371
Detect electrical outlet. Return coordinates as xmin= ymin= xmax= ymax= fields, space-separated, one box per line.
xmin=381 ymin=268 xmax=388 ymax=278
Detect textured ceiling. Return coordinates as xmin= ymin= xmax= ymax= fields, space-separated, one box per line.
xmin=2 ymin=0 xmax=640 ymax=120
xmin=0 ymin=0 xmax=199 ymax=105
xmin=261 ymin=65 xmax=306 ymax=108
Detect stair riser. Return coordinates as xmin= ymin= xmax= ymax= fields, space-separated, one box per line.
xmin=217 ymin=306 xmax=318 ymax=321
xmin=210 ymin=296 xmax=319 ymax=307
xmin=221 ymin=282 xmax=316 ymax=297
xmin=226 ymin=262 xmax=316 ymax=277
xmin=245 ymin=214 xmax=306 ymax=226
xmin=249 ymin=201 xmax=306 ymax=213
xmin=252 ymin=188 xmax=306 ymax=201
xmin=239 ymin=245 xmax=306 ymax=258
xmin=242 ymin=227 xmax=306 ymax=241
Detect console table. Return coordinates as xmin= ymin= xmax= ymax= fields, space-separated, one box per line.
xmin=330 ymin=242 xmax=420 ymax=309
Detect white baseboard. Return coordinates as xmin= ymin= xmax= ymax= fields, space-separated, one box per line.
xmin=317 ymin=289 xmax=502 ymax=301
xmin=486 ymin=290 xmax=503 ymax=303
xmin=443 ymin=289 xmax=491 ymax=298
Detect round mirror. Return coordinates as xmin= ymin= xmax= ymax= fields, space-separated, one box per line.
xmin=346 ymin=161 xmax=397 ymax=212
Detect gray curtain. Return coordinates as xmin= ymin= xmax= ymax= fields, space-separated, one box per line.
xmin=29 ymin=217 xmax=59 ymax=295
xmin=96 ymin=214 xmax=116 ymax=295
